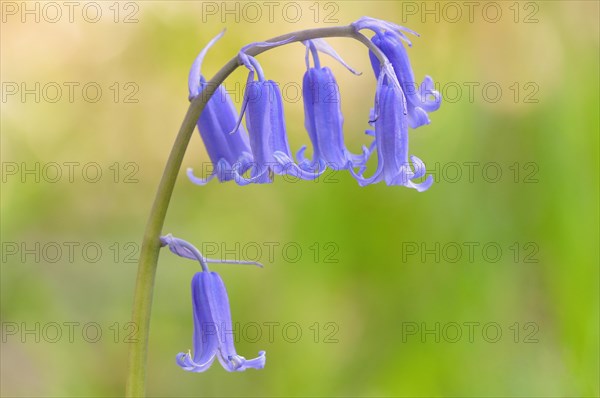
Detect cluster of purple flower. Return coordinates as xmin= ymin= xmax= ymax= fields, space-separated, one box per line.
xmin=169 ymin=18 xmax=441 ymax=375
xmin=188 ymin=17 xmax=441 ymax=192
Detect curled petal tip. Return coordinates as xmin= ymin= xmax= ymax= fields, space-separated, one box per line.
xmin=223 ymin=350 xmax=266 ymax=372
xmin=176 ymin=351 xmax=215 ymax=373
xmin=187 ymin=167 xmax=214 ymax=186
xmin=408 ymin=107 xmax=431 ymax=129
xmin=273 ymin=151 xmax=325 ymax=180
xmin=243 ymin=351 xmax=267 ymax=370
xmin=409 ymin=174 xmax=434 ymax=192
xmin=407 ymin=155 xmax=428 ymax=180
xmin=416 ymin=75 xmax=442 ymax=111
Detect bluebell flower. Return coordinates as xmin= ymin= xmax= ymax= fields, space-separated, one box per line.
xmin=353 ymin=17 xmax=441 ymax=129
xmin=351 ymin=73 xmax=433 ymax=191
xmin=186 ymin=31 xmax=254 ymax=185
xmin=229 ymin=51 xmax=322 ymax=183
xmin=274 ymin=40 xmax=368 ymax=173
xmin=160 ymin=234 xmax=266 ymax=372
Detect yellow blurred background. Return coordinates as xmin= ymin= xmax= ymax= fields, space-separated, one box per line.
xmin=1 ymin=1 xmax=598 ymax=396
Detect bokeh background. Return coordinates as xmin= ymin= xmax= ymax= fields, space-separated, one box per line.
xmin=1 ymin=1 xmax=598 ymax=396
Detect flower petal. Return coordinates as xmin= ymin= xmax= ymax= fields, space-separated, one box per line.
xmin=303 ymin=67 xmax=366 ymax=170
xmin=246 ymin=81 xmax=293 ymax=171
xmin=409 ymin=155 xmax=427 ymax=179
xmin=231 ymin=164 xmax=271 ymax=185
xmin=349 ymin=161 xmax=383 ymax=186
xmin=206 ymin=272 xmax=266 ymax=372
xmin=176 ymin=272 xmax=219 ymax=373
xmin=273 ymin=151 xmax=325 ymax=180
xmin=195 ymin=82 xmax=252 ymax=170
xmin=417 ymin=75 xmax=442 ymax=112
xmin=187 ymin=158 xmax=231 ymax=186
xmin=408 ymin=106 xmax=431 ymax=129
xmin=218 ymin=351 xmax=266 ymax=372
xmin=406 ymin=174 xmax=434 ymax=192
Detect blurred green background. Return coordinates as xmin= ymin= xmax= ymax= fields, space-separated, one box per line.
xmin=1 ymin=1 xmax=598 ymax=396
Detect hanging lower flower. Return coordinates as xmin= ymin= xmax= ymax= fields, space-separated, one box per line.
xmin=160 ymin=234 xmax=265 ymax=372
xmin=275 ymin=40 xmax=368 ymax=173
xmin=186 ymin=31 xmax=254 ymax=185
xmin=351 ymin=73 xmax=433 ymax=191
xmin=353 ymin=17 xmax=441 ymax=129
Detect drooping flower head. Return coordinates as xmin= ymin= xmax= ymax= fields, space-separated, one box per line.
xmin=228 ymin=50 xmax=321 ymax=183
xmin=346 ymin=17 xmax=437 ymax=191
xmin=187 ymin=31 xmax=253 ymax=185
xmin=351 ymin=72 xmax=433 ymax=191
xmin=276 ymin=40 xmax=368 ymax=173
xmin=161 ymin=234 xmax=266 ymax=372
xmin=353 ymin=17 xmax=441 ymax=128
